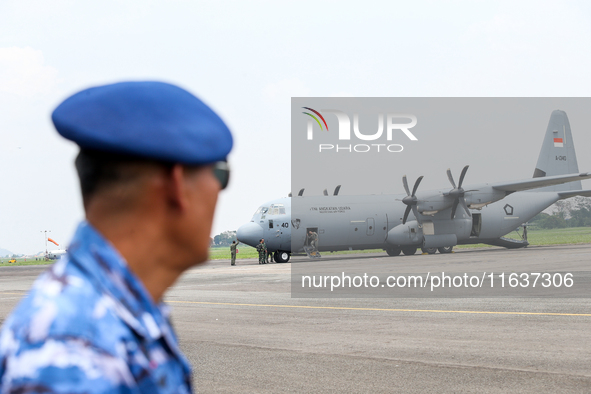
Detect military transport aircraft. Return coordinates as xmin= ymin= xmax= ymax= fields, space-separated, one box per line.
xmin=237 ymin=110 xmax=591 ymax=263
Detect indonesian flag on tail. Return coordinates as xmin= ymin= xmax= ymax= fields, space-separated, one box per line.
xmin=554 ymin=138 xmax=563 ymax=148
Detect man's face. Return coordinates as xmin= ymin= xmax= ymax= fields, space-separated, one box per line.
xmin=177 ymin=164 xmax=221 ymax=266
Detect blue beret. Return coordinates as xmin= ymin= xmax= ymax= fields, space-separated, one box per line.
xmin=52 ymin=81 xmax=233 ymax=165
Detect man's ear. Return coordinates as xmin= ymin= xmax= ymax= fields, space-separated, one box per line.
xmin=165 ymin=164 xmax=189 ymax=212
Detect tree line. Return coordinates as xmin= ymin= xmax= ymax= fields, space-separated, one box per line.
xmin=530 ymin=197 xmax=591 ymax=229
xmin=212 ymin=230 xmax=237 ymax=247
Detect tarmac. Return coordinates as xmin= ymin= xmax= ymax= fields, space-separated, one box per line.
xmin=1 ymin=244 xmax=590 ymax=393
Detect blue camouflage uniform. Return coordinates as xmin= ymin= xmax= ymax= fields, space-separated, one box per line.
xmin=0 ymin=222 xmax=192 ymax=393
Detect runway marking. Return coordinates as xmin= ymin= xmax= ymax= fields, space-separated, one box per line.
xmin=2 ymin=293 xmax=588 ymax=317
xmin=167 ymin=300 xmax=591 ymax=317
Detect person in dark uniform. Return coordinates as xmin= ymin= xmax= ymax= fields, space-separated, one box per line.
xmin=0 ymin=81 xmax=233 ymax=393
xmin=230 ymin=240 xmax=237 ymax=266
xmin=267 ymin=248 xmax=274 ymax=263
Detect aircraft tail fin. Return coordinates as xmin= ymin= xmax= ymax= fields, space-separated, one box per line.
xmin=532 ymin=110 xmax=582 ymax=192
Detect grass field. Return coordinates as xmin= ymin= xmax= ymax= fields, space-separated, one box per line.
xmin=524 ymin=226 xmax=591 ymax=245
xmin=0 ymin=258 xmax=51 ymax=267
xmin=209 ymin=245 xmax=259 ymax=260
xmin=454 ymin=226 xmax=591 ymax=249
xmin=2 ymin=227 xmax=590 ymax=267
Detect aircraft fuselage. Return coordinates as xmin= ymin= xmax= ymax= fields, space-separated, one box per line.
xmin=237 ymin=191 xmax=562 ymax=256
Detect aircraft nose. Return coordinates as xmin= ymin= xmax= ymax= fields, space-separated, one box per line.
xmin=237 ymin=222 xmax=263 ymax=247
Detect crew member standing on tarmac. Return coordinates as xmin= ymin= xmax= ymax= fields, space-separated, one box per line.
xmin=261 ymin=238 xmax=268 ymax=264
xmin=0 ymin=81 xmax=233 ymax=393
xmin=257 ymin=238 xmax=266 ymax=264
xmin=230 ymin=240 xmax=237 ymax=266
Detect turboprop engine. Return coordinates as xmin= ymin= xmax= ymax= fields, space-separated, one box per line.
xmin=405 ymin=166 xmax=511 ymax=218
xmin=386 ymin=221 xmax=422 ymax=246
xmin=386 ymin=219 xmax=468 ymax=249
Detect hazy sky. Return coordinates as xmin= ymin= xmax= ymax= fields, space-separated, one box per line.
xmin=2 ymin=0 xmax=591 ymax=254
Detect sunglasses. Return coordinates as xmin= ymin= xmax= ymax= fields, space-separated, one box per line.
xmin=212 ymin=161 xmax=230 ymax=190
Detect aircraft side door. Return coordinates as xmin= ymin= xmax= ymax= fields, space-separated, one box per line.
xmin=348 ymin=215 xmax=386 ymax=246
xmin=366 ymin=218 xmax=375 ymax=236
xmin=348 ymin=220 xmax=367 ymax=246
xmin=366 ymin=215 xmax=387 ymax=245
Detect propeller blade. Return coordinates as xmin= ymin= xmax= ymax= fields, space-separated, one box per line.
xmin=458 ymin=165 xmax=469 ymax=188
xmin=333 ymin=185 xmax=341 ymax=196
xmin=411 ymin=206 xmax=421 ymax=224
xmin=288 ymin=192 xmax=292 ymax=197
xmin=451 ymin=199 xmax=459 ymax=219
xmin=412 ymin=176 xmax=424 ymax=196
xmin=402 ymin=206 xmax=411 ymax=224
xmin=446 ymin=168 xmax=456 ymax=189
xmin=401 ymin=175 xmax=424 ymax=225
xmin=459 ymin=198 xmax=471 ymax=217
xmin=402 ymin=175 xmax=411 ymax=196
xmin=323 ymin=189 xmax=328 ymax=196
xmin=298 ymin=188 xmax=305 ymax=196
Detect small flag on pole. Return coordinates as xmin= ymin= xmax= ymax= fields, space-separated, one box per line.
xmin=553 ymin=137 xmax=563 ymax=148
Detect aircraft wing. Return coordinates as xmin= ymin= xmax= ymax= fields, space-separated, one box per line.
xmin=491 ymin=172 xmax=591 ymax=192
xmin=557 ymin=189 xmax=591 ymax=199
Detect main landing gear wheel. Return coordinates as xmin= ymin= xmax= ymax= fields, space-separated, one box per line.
xmin=401 ymin=246 xmax=417 ymax=256
xmin=386 ymin=247 xmax=401 ymax=256
xmin=438 ymin=246 xmax=453 ymax=254
xmin=274 ymin=251 xmax=291 ymax=263
xmin=421 ymin=247 xmax=437 ymax=254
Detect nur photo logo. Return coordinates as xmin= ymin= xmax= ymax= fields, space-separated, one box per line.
xmin=302 ymin=107 xmax=419 ymax=153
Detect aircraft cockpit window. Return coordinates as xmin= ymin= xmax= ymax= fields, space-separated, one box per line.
xmin=268 ymin=204 xmax=285 ymax=216
xmin=252 ymin=206 xmax=269 ymax=220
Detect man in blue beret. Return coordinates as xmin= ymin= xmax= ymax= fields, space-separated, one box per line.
xmin=0 ymin=81 xmax=233 ymax=393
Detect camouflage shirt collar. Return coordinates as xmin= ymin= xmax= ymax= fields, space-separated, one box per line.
xmin=66 ymin=222 xmax=168 ymax=341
